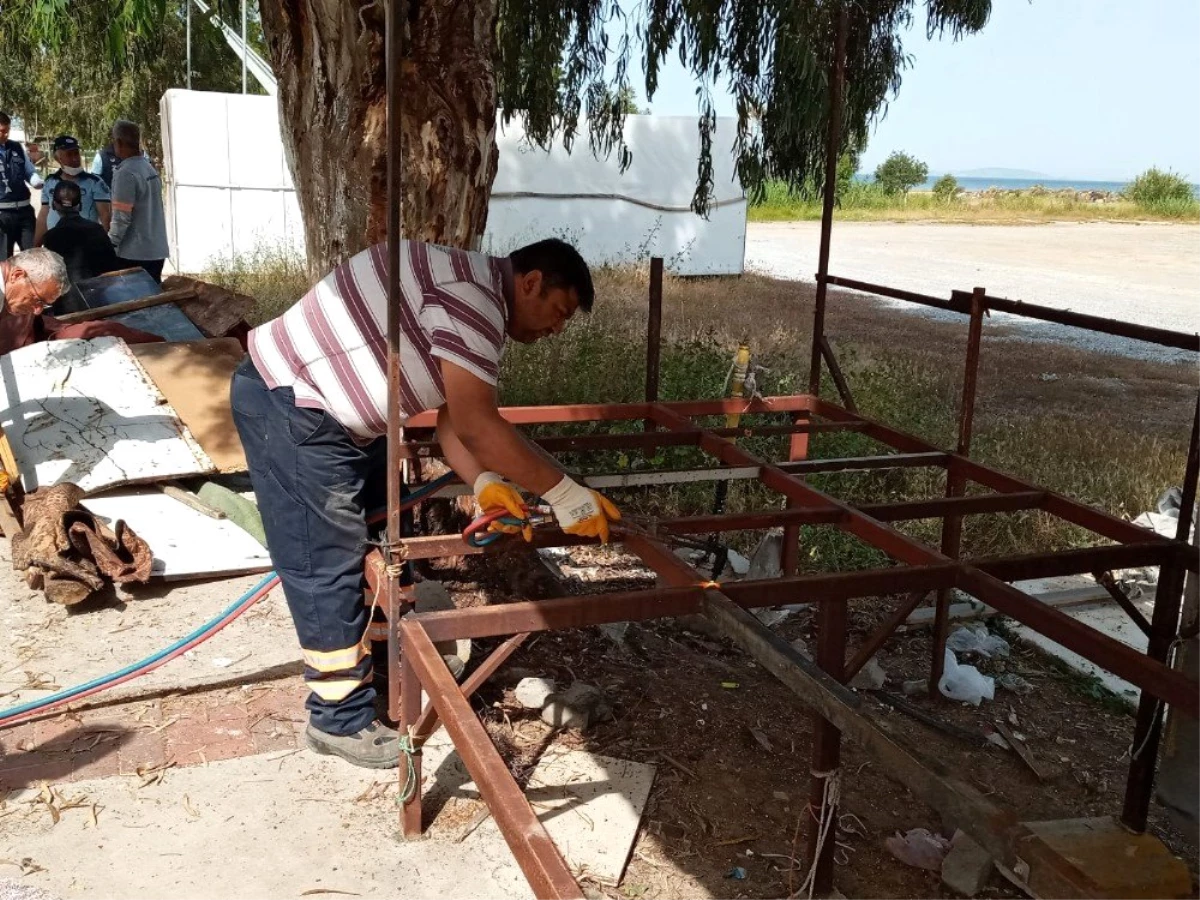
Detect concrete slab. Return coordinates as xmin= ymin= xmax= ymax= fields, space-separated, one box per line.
xmin=526 ymin=748 xmax=656 ymax=886
xmin=0 ymin=745 xmax=532 ymax=900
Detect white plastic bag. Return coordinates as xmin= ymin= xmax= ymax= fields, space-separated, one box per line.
xmin=938 ymin=649 xmax=995 ymax=705
xmin=884 ymin=827 xmax=952 ymax=871
xmin=946 ymin=623 xmax=1010 ymax=658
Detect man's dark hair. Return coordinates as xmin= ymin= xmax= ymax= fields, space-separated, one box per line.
xmin=52 ymin=180 xmax=83 ymax=213
xmin=0 ymin=111 xmax=10 ymax=127
xmin=509 ymin=238 xmax=594 ymax=312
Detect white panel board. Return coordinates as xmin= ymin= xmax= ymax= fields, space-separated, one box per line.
xmin=161 ymin=89 xmax=746 ymax=275
xmin=82 ymin=489 xmax=272 ymax=580
xmin=0 ymin=338 xmax=215 ymax=493
xmin=230 ymin=188 xmax=290 ymax=259
xmin=173 ymin=185 xmax=235 ymax=274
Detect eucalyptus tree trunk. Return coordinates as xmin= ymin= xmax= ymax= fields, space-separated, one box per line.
xmin=258 ymin=0 xmax=500 ymax=274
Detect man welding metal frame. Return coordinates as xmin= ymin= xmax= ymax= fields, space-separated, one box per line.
xmin=231 ymin=237 xmax=621 ymax=769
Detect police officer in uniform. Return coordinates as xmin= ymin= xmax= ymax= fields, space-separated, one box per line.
xmin=35 ymin=135 xmax=111 ymax=246
xmin=0 ymin=112 xmax=44 ymax=260
xmin=91 ymin=142 xmax=122 ymax=190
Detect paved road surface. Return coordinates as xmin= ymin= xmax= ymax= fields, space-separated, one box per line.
xmin=746 ymin=221 xmax=1200 ymax=361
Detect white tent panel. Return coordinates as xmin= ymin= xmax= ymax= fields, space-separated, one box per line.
xmin=161 ymin=89 xmax=745 ymax=276
xmin=171 ymin=186 xmax=234 ymax=273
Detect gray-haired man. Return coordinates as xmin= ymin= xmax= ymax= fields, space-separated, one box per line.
xmin=0 ymin=247 xmax=69 ymax=354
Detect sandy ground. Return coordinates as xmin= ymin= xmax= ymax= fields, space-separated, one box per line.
xmin=1 ymin=734 xmax=533 ymax=900
xmin=745 ymin=221 xmax=1200 ymax=362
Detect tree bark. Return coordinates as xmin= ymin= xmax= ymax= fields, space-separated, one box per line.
xmin=259 ymin=0 xmax=499 ymax=275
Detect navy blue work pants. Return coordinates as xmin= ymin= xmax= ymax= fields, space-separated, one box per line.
xmin=230 ymin=356 xmax=387 ymax=735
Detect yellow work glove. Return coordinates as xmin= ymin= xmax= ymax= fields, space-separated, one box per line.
xmin=542 ymin=476 xmax=622 ymax=544
xmin=473 ymin=472 xmax=532 ymax=541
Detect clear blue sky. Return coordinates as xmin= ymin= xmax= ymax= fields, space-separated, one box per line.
xmin=639 ymin=0 xmax=1200 ymax=182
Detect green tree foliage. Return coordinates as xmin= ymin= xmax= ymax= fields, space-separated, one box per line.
xmin=18 ymin=0 xmax=993 ymax=215
xmin=1124 ymin=168 xmax=1197 ymax=209
xmin=874 ymin=151 xmax=929 ymax=195
xmin=932 ymin=173 xmax=959 ymax=201
xmin=1 ymin=1 xmax=260 ymax=156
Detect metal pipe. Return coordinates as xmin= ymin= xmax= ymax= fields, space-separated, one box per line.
xmin=809 ymin=572 xmax=846 ymax=895
xmin=384 ymin=0 xmax=407 ymax=768
xmin=822 ymin=274 xmax=958 ymax=313
xmin=931 ymin=287 xmax=987 ymax=696
xmin=240 ymin=0 xmax=247 ymax=93
xmin=820 ymin=336 xmax=858 ymax=413
xmin=402 ymin=621 xmax=584 ymax=898
xmin=1121 ymin=557 xmax=1189 ymax=830
xmin=951 ymin=290 xmax=1200 ymax=353
xmin=807 ymin=9 xmax=848 ymax=395
xmin=404 ymin=394 xmax=812 ymax=428
xmin=645 ymin=257 xmax=663 ymax=406
xmin=186 ymin=0 xmax=192 ymax=90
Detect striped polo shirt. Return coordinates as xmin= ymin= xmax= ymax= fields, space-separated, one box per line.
xmin=249 ymin=241 xmax=510 ymax=439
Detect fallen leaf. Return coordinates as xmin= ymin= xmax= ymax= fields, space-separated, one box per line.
xmin=748 ymin=727 xmax=774 ymax=753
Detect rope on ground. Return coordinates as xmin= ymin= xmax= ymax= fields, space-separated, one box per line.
xmin=396 ymin=730 xmax=421 ymax=804
xmin=796 ymin=767 xmax=841 ymax=900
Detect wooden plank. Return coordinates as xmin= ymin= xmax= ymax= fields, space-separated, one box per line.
xmin=131 ymin=339 xmax=248 ymax=472
xmin=54 ymin=287 xmax=197 ymax=324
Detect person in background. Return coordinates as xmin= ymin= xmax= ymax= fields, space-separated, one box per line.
xmin=90 ymin=142 xmax=122 ymax=190
xmin=0 ymin=112 xmax=45 ymax=260
xmin=41 ymin=181 xmax=121 ymax=292
xmin=107 ymin=120 xmax=169 ymax=283
xmin=35 ymin=135 xmax=111 ymax=246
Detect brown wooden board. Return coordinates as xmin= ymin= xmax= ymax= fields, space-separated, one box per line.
xmin=130 ymin=339 xmax=247 ymax=473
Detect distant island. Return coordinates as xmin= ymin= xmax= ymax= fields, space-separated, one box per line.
xmin=952 ymin=167 xmax=1052 ymax=179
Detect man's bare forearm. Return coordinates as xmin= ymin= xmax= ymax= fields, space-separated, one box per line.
xmin=451 ymin=408 xmax=563 ymax=496
xmin=436 ymin=406 xmax=484 ymax=486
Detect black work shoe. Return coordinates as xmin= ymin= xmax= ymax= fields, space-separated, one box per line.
xmin=304 ymin=721 xmax=401 ymax=769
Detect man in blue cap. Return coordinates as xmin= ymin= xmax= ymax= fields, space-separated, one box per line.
xmin=35 ymin=135 xmax=111 ymax=246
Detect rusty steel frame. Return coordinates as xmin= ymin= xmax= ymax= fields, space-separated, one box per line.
xmin=379 ymin=5 xmax=1198 ymax=895
xmin=383 ymin=393 xmax=1197 ymax=899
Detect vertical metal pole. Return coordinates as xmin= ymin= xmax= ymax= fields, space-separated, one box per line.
xmin=930 ymin=286 xmax=986 ymax=697
xmin=386 ymin=0 xmax=415 ymax=832
xmin=241 ymin=0 xmax=248 ymax=93
xmin=807 ymin=9 xmax=848 ymax=396
xmin=644 ymin=257 xmax=663 ymax=441
xmin=645 ymin=257 xmax=663 ymax=405
xmin=1176 ymin=388 xmax=1195 ymax=633
xmin=1122 ymin=557 xmax=1188 ymax=830
xmin=807 ymin=592 xmax=846 ymax=895
xmin=1121 ymin=397 xmax=1198 ymax=830
xmin=399 ymin=626 xmax=424 ymax=837
xmin=186 ymin=0 xmax=192 ymax=90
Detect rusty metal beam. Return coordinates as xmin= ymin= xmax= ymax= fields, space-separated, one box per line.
xmin=844 ymin=590 xmax=930 ymax=682
xmin=401 ymin=621 xmax=583 ymax=899
xmin=811 ymin=398 xmax=1176 ymax=548
xmin=857 ymin=490 xmax=1046 ymax=522
xmin=972 ymin=542 xmax=1178 ymax=582
xmin=649 ymin=402 xmax=944 ymax=567
xmin=404 ymin=395 xmax=813 ymax=429
xmin=401 ymin=420 xmax=868 ymax=458
xmin=412 ymin=632 xmax=530 ymax=743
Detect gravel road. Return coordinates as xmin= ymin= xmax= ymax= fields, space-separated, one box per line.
xmin=745 ymin=221 xmax=1200 ymax=362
